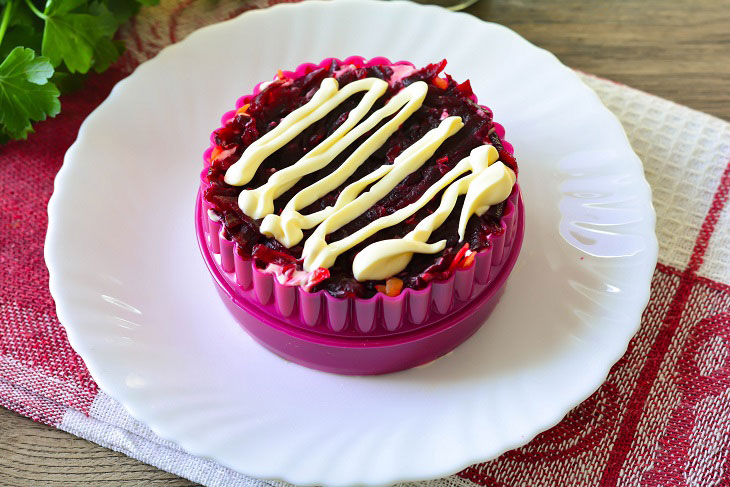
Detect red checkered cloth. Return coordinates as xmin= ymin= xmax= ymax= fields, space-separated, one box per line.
xmin=2 ymin=2 xmax=730 ymax=486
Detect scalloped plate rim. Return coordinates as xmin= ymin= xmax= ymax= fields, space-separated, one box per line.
xmin=45 ymin=1 xmax=658 ymax=485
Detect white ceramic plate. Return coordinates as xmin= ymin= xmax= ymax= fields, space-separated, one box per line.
xmin=46 ymin=1 xmax=657 ymax=485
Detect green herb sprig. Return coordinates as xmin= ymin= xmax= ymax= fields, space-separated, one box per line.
xmin=0 ymin=0 xmax=158 ymax=143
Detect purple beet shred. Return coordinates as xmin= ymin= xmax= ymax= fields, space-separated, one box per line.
xmin=204 ymin=60 xmax=518 ymax=298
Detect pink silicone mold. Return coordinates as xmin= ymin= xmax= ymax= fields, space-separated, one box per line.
xmin=197 ymin=56 xmax=525 ymax=374
xmin=196 ymin=191 xmax=524 ymax=376
xmin=199 ymin=185 xmax=520 ymax=338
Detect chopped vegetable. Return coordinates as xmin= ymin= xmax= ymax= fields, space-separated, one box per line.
xmin=385 ymin=277 xmax=404 ymax=296
xmin=447 ymin=243 xmax=471 ymax=274
xmin=432 ymin=76 xmax=448 ymax=90
xmin=252 ymin=244 xmax=299 ymax=266
xmin=460 ymin=251 xmax=476 ymax=269
xmin=309 ymin=267 xmax=330 ymax=287
xmin=376 ymin=278 xmax=404 ymax=297
xmin=209 ymin=146 xmax=223 ymax=161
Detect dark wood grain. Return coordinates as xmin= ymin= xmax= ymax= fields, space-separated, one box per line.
xmin=0 ymin=409 xmax=195 ymax=486
xmin=467 ymin=0 xmax=730 ymax=121
xmin=1 ymin=0 xmax=728 ymax=485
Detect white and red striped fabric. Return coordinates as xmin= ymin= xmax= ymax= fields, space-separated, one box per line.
xmin=2 ymin=1 xmax=730 ymax=485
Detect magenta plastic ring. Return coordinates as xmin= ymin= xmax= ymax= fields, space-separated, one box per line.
xmin=196 ymin=190 xmax=524 ymax=375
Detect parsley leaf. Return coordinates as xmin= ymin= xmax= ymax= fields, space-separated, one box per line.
xmin=0 ymin=46 xmax=60 ymax=142
xmin=88 ymin=2 xmax=125 ymax=72
xmin=50 ymin=69 xmax=86 ymax=93
xmin=0 ymin=23 xmax=41 ymax=58
xmin=102 ymin=0 xmax=141 ymax=23
xmin=42 ymin=0 xmax=118 ymax=73
xmin=0 ymin=0 xmax=160 ymax=143
xmin=102 ymin=0 xmax=158 ymax=23
xmin=0 ymin=2 xmax=42 ymax=58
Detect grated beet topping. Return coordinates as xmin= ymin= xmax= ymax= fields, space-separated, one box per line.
xmin=203 ymin=59 xmax=518 ymax=298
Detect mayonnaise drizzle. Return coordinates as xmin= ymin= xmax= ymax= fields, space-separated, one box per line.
xmin=223 ymin=75 xmax=516 ymax=281
xmin=259 ymin=80 xmax=428 ymax=247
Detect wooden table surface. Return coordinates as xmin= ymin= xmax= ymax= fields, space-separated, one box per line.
xmin=1 ymin=0 xmax=728 ymax=485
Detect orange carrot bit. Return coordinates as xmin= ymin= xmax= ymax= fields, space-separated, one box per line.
xmin=448 ymin=243 xmax=470 ymax=273
xmin=461 ymin=252 xmax=476 ymax=269
xmin=385 ymin=277 xmax=404 ymax=297
xmin=277 ymin=69 xmax=285 ymax=80
xmin=236 ymin=103 xmax=250 ymax=115
xmin=375 ymin=284 xmax=387 ymax=294
xmin=432 ymin=77 xmax=448 ymax=90
xmin=210 ymin=146 xmax=223 ymax=161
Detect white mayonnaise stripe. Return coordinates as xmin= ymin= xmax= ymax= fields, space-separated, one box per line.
xmin=225 ymin=77 xmax=386 ymax=187
xmin=301 ymin=117 xmax=464 ymax=271
xmin=238 ymin=78 xmax=389 ymax=219
xmin=353 ymin=180 xmax=471 ymax=281
xmin=261 ymin=162 xmax=392 ymax=248
xmin=259 ymin=81 xmax=429 ymax=247
xmin=458 ymin=159 xmax=516 ymax=238
xmin=224 ymin=78 xmax=337 ymax=186
xmin=353 ymin=159 xmax=515 ymax=281
xmin=222 ymin=75 xmax=517 ymax=282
